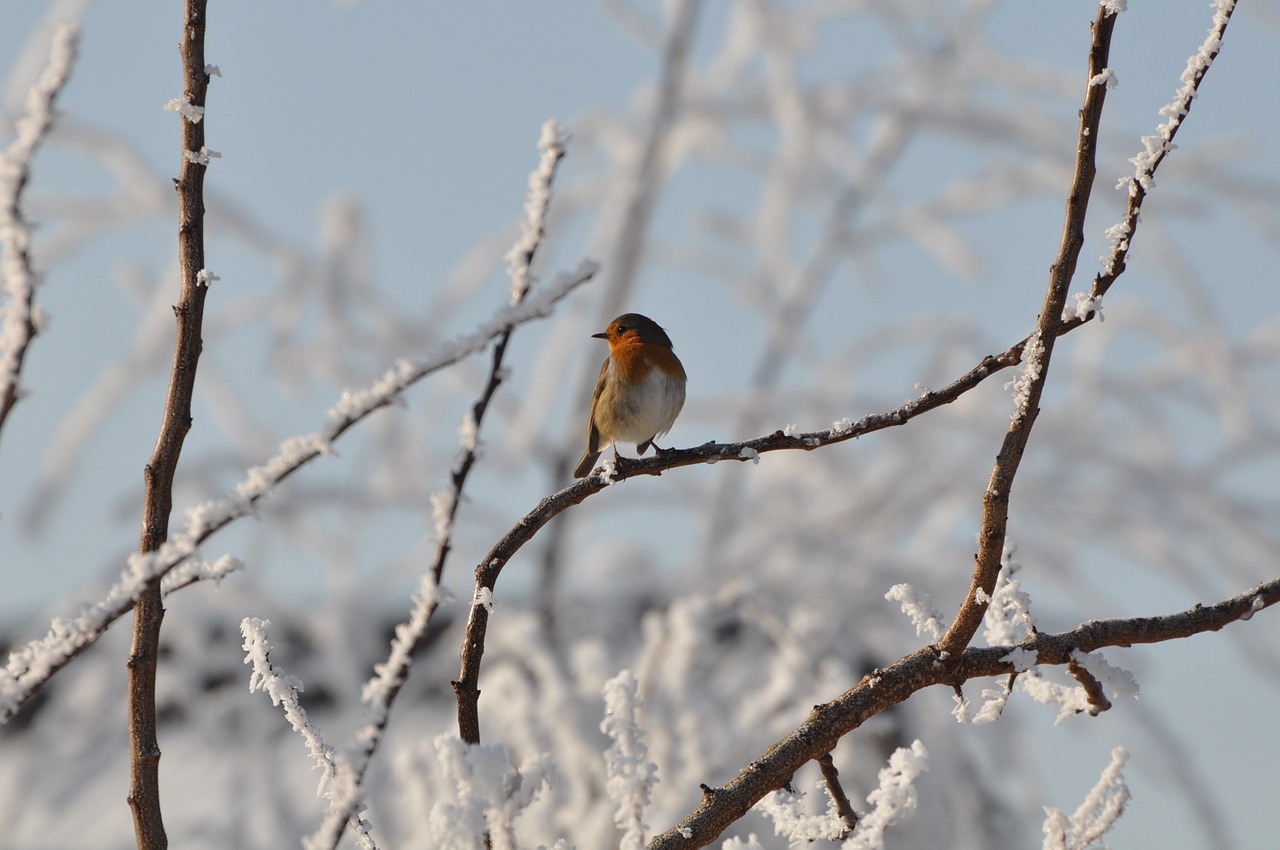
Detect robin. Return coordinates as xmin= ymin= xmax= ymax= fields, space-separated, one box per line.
xmin=573 ymin=313 xmax=687 ymax=479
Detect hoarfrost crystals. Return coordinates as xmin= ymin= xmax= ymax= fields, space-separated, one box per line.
xmin=1042 ymin=748 xmax=1130 ymax=850
xmin=1064 ymin=292 xmax=1104 ymax=323
xmin=163 ymin=94 xmax=205 ymax=123
xmin=425 ymin=735 xmax=554 ymax=850
xmin=1070 ymin=650 xmax=1140 ymax=702
xmin=240 ymin=619 xmax=338 ymax=800
xmin=885 ymin=584 xmax=945 ymax=641
xmin=844 ymin=741 xmax=929 ymax=850
xmin=756 ymin=789 xmax=845 ymax=843
xmin=1005 ymin=331 xmax=1044 ymax=425
xmin=1088 ymin=68 xmax=1118 ymax=89
xmin=183 ymin=146 xmax=221 ymax=165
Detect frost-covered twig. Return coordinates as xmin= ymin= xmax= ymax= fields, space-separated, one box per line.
xmin=1042 ymin=748 xmax=1130 ymax=850
xmin=843 ymin=741 xmax=929 ymax=850
xmin=241 ymin=618 xmax=339 ymax=792
xmin=424 ymin=735 xmax=556 ymax=850
xmin=0 ymin=260 xmax=595 ymax=728
xmin=884 ymin=584 xmax=945 ymax=641
xmin=1096 ymin=0 xmax=1237 ymax=283
xmin=0 ymin=23 xmax=78 ymax=444
xmin=601 ymin=670 xmax=660 ymax=850
xmin=240 ymin=619 xmax=379 ymax=850
xmin=647 ymin=578 xmax=1279 ymax=849
xmin=308 ymin=120 xmax=571 ymax=850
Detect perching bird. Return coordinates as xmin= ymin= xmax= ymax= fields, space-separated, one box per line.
xmin=573 ymin=313 xmax=687 ymax=479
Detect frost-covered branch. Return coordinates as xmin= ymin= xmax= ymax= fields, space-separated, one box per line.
xmin=1041 ymin=748 xmax=1130 ymax=850
xmin=0 ymin=23 xmax=79 ymax=445
xmin=240 ymin=619 xmax=379 ymax=850
xmin=601 ymin=670 xmax=660 ymax=850
xmin=1095 ymin=0 xmax=1237 ymax=285
xmin=0 ymin=260 xmax=595 ymax=728
xmin=646 ymin=578 xmax=1279 ymax=849
xmin=308 ymin=120 xmax=571 ymax=850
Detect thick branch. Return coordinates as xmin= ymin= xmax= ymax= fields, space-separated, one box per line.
xmin=128 ymin=4 xmax=211 ymax=848
xmin=646 ymin=579 xmax=1280 ymax=849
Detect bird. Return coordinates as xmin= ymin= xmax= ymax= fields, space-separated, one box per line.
xmin=573 ymin=313 xmax=687 ymax=479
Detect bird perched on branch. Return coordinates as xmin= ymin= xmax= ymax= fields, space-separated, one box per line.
xmin=573 ymin=313 xmax=686 ymax=479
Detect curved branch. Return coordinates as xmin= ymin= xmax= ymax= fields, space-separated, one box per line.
xmin=646 ymin=578 xmax=1280 ymax=849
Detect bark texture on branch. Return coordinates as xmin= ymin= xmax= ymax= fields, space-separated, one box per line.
xmin=128 ymin=3 xmax=212 ymax=848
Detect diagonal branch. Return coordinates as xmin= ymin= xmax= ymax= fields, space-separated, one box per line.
xmin=935 ymin=3 xmax=1118 ymax=661
xmin=1091 ymin=0 xmax=1237 ymax=302
xmin=646 ymin=578 xmax=1280 ymax=849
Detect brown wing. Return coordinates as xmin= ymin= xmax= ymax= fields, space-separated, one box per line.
xmin=583 ymin=356 xmax=609 ymax=455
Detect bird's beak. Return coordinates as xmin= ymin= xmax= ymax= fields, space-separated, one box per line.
xmin=591 ymin=331 xmax=609 ymax=340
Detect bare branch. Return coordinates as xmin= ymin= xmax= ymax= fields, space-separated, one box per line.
xmin=935 ymin=4 xmax=1118 ymax=661
xmin=1067 ymin=657 xmax=1112 ymax=716
xmin=127 ymin=3 xmax=214 ymax=847
xmin=816 ymin=752 xmax=859 ymax=838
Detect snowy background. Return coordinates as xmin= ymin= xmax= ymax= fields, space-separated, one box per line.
xmin=2 ymin=1 xmax=1279 ymax=848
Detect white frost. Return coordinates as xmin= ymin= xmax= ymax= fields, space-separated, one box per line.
xmin=884 ymin=584 xmax=945 ymax=641
xmin=1041 ymin=748 xmax=1130 ymax=850
xmin=1004 ymin=330 xmax=1044 ymax=425
xmin=163 ymin=94 xmax=205 ymax=123
xmin=601 ymin=670 xmax=659 ymax=850
xmin=843 ymin=740 xmax=929 ymax=850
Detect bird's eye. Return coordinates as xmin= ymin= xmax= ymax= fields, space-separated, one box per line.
xmin=616 ymin=325 xmax=629 ymax=334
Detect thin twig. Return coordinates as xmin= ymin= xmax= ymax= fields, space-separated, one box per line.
xmin=817 ymin=752 xmax=859 ymax=837
xmin=646 ymin=578 xmax=1280 ymax=849
xmin=1067 ymin=657 xmax=1112 ymax=716
xmin=128 ymin=3 xmax=212 ymax=848
xmin=1091 ymin=0 xmax=1237 ymax=301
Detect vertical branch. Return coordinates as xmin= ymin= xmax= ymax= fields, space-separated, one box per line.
xmin=936 ymin=4 xmax=1118 ymax=660
xmin=128 ymin=3 xmax=212 ymax=848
